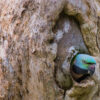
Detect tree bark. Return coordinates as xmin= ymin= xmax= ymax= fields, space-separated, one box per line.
xmin=0 ymin=0 xmax=100 ymax=100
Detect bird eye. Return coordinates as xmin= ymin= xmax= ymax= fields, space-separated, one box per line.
xmin=82 ymin=60 xmax=87 ymax=64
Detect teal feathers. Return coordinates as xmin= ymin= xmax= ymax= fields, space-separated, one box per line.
xmin=71 ymin=54 xmax=96 ymax=82
xmin=74 ymin=54 xmax=96 ymax=70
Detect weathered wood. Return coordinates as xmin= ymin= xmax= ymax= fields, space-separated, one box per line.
xmin=0 ymin=0 xmax=100 ymax=100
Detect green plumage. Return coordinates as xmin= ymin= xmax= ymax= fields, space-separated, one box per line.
xmin=74 ymin=54 xmax=96 ymax=70
xmin=71 ymin=54 xmax=96 ymax=82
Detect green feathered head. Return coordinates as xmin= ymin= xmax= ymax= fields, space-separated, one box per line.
xmin=73 ymin=54 xmax=96 ymax=75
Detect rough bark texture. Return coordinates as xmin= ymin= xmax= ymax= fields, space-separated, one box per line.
xmin=0 ymin=0 xmax=100 ymax=100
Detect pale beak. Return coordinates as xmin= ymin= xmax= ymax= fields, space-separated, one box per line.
xmin=88 ymin=64 xmax=95 ymax=75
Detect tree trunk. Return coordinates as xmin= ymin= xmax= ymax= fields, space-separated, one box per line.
xmin=0 ymin=0 xmax=100 ymax=100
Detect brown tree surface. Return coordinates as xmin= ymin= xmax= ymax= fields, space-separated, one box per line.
xmin=0 ymin=0 xmax=100 ymax=100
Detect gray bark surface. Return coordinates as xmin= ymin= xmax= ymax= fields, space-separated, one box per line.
xmin=0 ymin=0 xmax=100 ymax=100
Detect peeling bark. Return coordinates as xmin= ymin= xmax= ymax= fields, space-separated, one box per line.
xmin=0 ymin=0 xmax=100 ymax=100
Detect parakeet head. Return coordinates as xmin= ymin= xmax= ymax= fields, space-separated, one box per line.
xmin=73 ymin=54 xmax=96 ymax=75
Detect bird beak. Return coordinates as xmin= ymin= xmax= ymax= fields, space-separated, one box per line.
xmin=88 ymin=64 xmax=95 ymax=75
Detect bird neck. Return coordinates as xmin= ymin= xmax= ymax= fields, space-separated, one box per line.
xmin=72 ymin=64 xmax=88 ymax=74
xmin=71 ymin=69 xmax=83 ymax=80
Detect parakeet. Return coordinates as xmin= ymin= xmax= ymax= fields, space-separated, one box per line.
xmin=71 ymin=54 xmax=96 ymax=82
